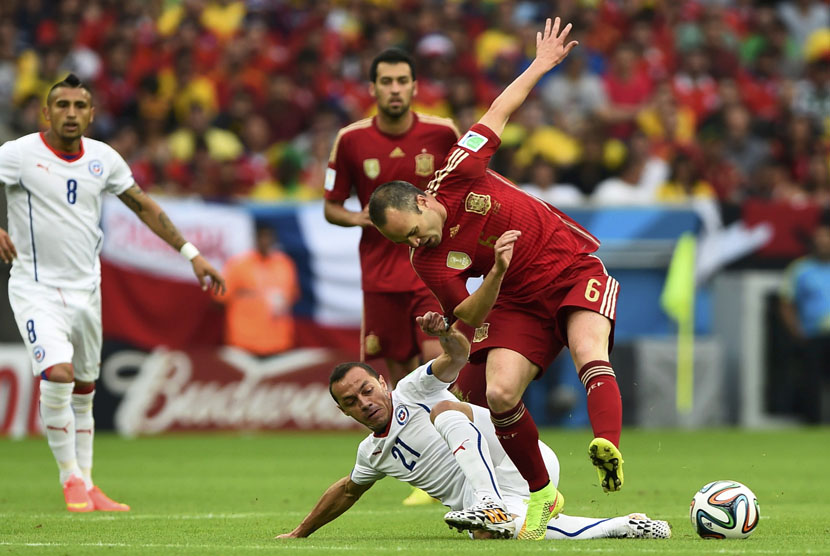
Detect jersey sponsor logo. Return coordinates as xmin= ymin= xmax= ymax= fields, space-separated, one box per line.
xmin=472 ymin=323 xmax=489 ymax=343
xmin=33 ymin=345 xmax=46 ymax=362
xmin=414 ymin=152 xmax=434 ymax=177
xmin=389 ymin=146 xmax=405 ymax=158
xmin=364 ymin=333 xmax=381 ymax=356
xmin=395 ymin=405 xmax=410 ymax=426
xmin=446 ymin=251 xmax=472 ymax=270
xmin=363 ymin=158 xmax=380 ymax=179
xmin=458 ymin=130 xmax=488 ymax=152
xmin=465 ymin=192 xmax=492 ymax=215
xmin=36 ymin=163 xmax=50 ymax=174
xmin=324 ymin=168 xmax=336 ymax=191
xmin=449 ymin=224 xmax=460 ymax=238
xmin=88 ymin=159 xmax=104 ymax=177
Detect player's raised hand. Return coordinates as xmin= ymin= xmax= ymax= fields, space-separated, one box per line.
xmin=191 ymin=255 xmax=226 ymax=295
xmin=0 ymin=227 xmax=17 ymax=264
xmin=417 ymin=311 xmax=450 ymax=337
xmin=494 ymin=230 xmax=521 ymax=275
xmin=533 ymin=17 xmax=578 ymax=72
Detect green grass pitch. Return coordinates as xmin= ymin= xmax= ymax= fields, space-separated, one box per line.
xmin=1 ymin=428 xmax=828 ymax=555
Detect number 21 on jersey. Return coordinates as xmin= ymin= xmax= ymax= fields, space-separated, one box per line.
xmin=391 ymin=437 xmax=421 ymax=471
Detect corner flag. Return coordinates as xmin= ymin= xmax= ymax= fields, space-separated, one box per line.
xmin=660 ymin=232 xmax=696 ymax=413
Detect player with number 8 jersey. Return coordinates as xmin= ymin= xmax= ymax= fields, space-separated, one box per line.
xmin=0 ymin=74 xmax=225 ymax=513
xmin=1 ymin=122 xmax=133 ymax=289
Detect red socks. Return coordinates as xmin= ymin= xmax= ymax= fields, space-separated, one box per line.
xmin=490 ymin=402 xmax=549 ymax=492
xmin=578 ymin=360 xmax=622 ymax=447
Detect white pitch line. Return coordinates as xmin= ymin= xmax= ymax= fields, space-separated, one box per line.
xmin=0 ymin=541 xmax=824 ymax=554
xmin=0 ymin=509 xmax=413 ymax=521
xmin=0 ymin=542 xmax=352 ymax=551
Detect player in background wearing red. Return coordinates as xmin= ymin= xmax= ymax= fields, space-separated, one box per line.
xmin=323 ymin=48 xmax=459 ymax=506
xmin=369 ymin=18 xmax=624 ymax=540
xmin=0 ymin=75 xmax=225 ymax=512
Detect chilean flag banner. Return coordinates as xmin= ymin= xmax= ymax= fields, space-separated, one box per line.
xmin=100 ymin=197 xmax=366 ymax=356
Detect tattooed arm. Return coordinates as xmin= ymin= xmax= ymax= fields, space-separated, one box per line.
xmin=118 ymin=185 xmax=226 ymax=294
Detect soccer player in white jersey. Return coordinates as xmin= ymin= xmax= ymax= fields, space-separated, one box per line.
xmin=0 ymin=74 xmax=225 ymax=512
xmin=277 ymin=233 xmax=670 ymax=541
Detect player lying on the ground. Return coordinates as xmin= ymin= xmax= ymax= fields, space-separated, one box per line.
xmin=276 ymin=310 xmax=670 ymax=540
xmin=277 ymin=232 xmax=669 ymax=540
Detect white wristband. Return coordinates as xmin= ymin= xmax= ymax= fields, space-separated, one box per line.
xmin=180 ymin=242 xmax=200 ymax=261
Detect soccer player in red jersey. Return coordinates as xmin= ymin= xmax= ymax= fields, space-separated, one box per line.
xmin=324 ymin=48 xmax=459 ymax=387
xmin=369 ymin=18 xmax=624 ymax=540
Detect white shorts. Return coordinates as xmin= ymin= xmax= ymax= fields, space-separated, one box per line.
xmin=464 ymin=404 xmax=561 ymax=514
xmin=8 ymin=276 xmax=103 ymax=382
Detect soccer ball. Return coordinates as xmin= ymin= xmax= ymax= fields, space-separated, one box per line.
xmin=689 ymin=480 xmax=760 ymax=539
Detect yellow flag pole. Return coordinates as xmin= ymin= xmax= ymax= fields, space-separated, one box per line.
xmin=676 ymin=309 xmax=694 ymax=412
xmin=659 ymin=232 xmax=696 ymax=414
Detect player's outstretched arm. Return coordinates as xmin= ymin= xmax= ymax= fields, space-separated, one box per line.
xmin=416 ymin=311 xmax=471 ymax=383
xmin=477 ymin=17 xmax=577 ymax=137
xmin=324 ymin=199 xmax=373 ymax=228
xmin=117 ymin=185 xmax=226 ymax=294
xmin=276 ymin=476 xmax=374 ymax=538
xmin=453 ymin=230 xmax=520 ymax=327
xmin=0 ymin=227 xmax=17 ymax=264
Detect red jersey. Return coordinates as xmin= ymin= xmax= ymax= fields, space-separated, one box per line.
xmin=414 ymin=124 xmax=601 ymax=313
xmin=326 ymin=113 xmax=459 ymax=292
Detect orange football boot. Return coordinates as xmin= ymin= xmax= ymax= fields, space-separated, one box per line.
xmin=63 ymin=476 xmax=94 ymax=512
xmin=88 ymin=486 xmax=130 ymax=511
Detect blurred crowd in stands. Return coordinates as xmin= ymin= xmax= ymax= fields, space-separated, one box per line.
xmin=1 ymin=0 xmax=829 ymax=262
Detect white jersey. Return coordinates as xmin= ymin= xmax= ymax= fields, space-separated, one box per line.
xmin=0 ymin=132 xmax=134 ymax=290
xmin=350 ymin=362 xmax=470 ymax=509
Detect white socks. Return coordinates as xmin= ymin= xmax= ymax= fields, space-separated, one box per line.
xmin=433 ymin=410 xmax=502 ymax=503
xmin=535 ymin=514 xmax=625 ymax=540
xmin=72 ymin=390 xmax=95 ymax=490
xmin=39 ymin=380 xmax=81 ymax=485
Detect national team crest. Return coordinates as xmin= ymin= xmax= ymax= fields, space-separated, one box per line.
xmin=363 ymin=158 xmax=380 ymax=179
xmin=88 ymin=159 xmax=104 ymax=177
xmin=472 ymin=323 xmax=489 ymax=343
xmin=465 ymin=192 xmax=492 ymax=215
xmin=33 ymin=345 xmax=45 ymax=362
xmin=395 ymin=405 xmax=410 ymax=426
xmin=414 ymin=152 xmax=434 ymax=177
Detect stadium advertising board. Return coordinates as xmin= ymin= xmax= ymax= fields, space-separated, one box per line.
xmin=112 ymin=346 xmax=361 ymax=435
xmin=0 ymin=346 xmax=42 ymax=438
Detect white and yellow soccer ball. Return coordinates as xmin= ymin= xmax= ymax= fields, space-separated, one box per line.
xmin=690 ymin=480 xmax=760 ymax=539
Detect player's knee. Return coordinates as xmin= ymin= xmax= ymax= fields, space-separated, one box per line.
xmin=486 ymin=384 xmax=521 ymax=413
xmin=73 ymin=380 xmax=95 ymax=394
xmin=566 ymin=311 xmax=610 ymax=366
xmin=42 ymin=363 xmax=74 ymax=383
xmin=568 ymin=340 xmax=607 ymax=370
xmin=429 ymin=400 xmax=470 ymax=423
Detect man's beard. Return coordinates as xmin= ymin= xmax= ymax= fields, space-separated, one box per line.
xmin=379 ymin=101 xmax=408 ymax=119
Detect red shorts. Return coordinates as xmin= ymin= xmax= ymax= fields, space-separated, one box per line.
xmin=467 ymin=255 xmax=619 ymax=372
xmin=362 ymin=287 xmax=442 ymax=362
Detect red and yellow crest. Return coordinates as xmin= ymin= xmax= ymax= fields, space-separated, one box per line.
xmin=465 ymin=192 xmax=492 ymax=215
xmin=414 ymin=152 xmax=435 ymax=177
